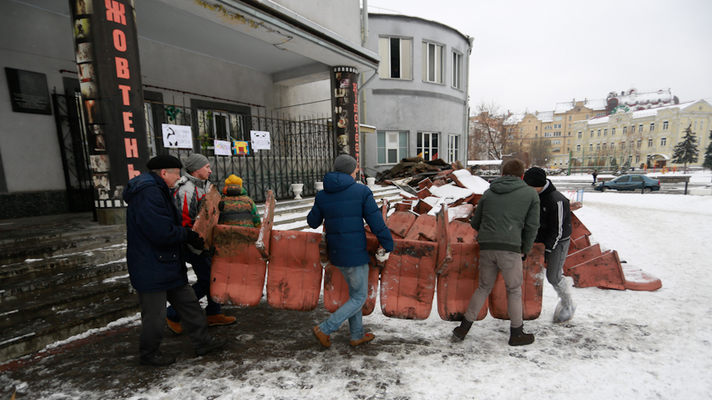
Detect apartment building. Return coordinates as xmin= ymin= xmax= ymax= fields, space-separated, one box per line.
xmin=571 ymin=99 xmax=712 ymax=169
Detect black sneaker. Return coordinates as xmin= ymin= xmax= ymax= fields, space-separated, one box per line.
xmin=508 ymin=325 xmax=535 ymax=346
xmin=195 ymin=336 xmax=226 ymax=356
xmin=140 ymin=351 xmax=176 ymax=366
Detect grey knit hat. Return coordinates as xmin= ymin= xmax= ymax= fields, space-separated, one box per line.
xmin=333 ymin=154 xmax=357 ymax=174
xmin=184 ymin=153 xmax=210 ymax=173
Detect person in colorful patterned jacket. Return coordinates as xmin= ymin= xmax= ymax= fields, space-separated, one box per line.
xmin=217 ymin=174 xmax=261 ymax=227
xmin=165 ymin=153 xmax=236 ymax=334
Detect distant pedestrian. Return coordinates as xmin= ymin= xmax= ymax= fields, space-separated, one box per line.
xmin=592 ymin=169 xmax=598 ymax=185
xmin=452 ymin=158 xmax=540 ymax=346
xmin=308 ymin=154 xmax=394 ymax=348
xmin=523 ymin=167 xmax=576 ymax=323
xmin=218 ymin=174 xmax=261 ymax=227
xmin=165 ymin=154 xmax=236 ymax=335
xmin=124 ymin=155 xmax=225 ymax=366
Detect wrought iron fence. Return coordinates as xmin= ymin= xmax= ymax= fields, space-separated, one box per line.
xmin=145 ymin=101 xmax=335 ymax=203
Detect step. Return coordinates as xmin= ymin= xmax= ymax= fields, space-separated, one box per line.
xmin=0 ymin=288 xmax=138 ymax=362
xmin=272 ymin=192 xmax=405 ymax=231
xmin=0 ymin=245 xmax=126 ymax=286
xmin=0 ymin=259 xmax=128 ymax=304
xmin=0 ymin=276 xmax=132 ymax=331
xmin=0 ymin=228 xmax=126 ymax=265
xmin=257 ymin=185 xmax=402 ymax=213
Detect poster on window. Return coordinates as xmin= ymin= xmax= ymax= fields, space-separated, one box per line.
xmin=250 ymin=130 xmax=271 ymax=151
xmin=161 ymin=124 xmax=193 ymax=149
xmin=214 ymin=139 xmax=232 ymax=156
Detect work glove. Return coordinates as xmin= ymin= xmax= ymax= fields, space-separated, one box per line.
xmin=186 ymin=229 xmax=205 ymax=250
xmin=375 ymin=248 xmax=390 ymax=263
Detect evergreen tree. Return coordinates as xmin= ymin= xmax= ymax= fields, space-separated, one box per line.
xmin=703 ymin=130 xmax=712 ymax=171
xmin=672 ymin=124 xmax=699 ymax=173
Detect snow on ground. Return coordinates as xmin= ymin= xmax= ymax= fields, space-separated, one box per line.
xmin=4 ymin=190 xmax=712 ymax=399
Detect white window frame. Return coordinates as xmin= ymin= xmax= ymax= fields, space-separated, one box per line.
xmin=378 ymin=36 xmax=413 ymax=80
xmin=417 ymin=131 xmax=440 ymax=161
xmin=451 ymin=51 xmax=463 ymax=89
xmin=447 ymin=134 xmax=460 ymax=163
xmin=377 ymin=131 xmax=408 ymax=164
xmin=422 ymin=41 xmax=444 ymax=84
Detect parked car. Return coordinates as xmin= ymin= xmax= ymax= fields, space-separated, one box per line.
xmin=594 ymin=174 xmax=661 ymax=192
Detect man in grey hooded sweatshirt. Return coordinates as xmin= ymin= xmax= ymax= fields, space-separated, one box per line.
xmin=451 ymin=158 xmax=540 ymax=346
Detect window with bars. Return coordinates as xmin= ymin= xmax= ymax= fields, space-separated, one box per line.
xmin=378 ymin=37 xmax=413 ymax=79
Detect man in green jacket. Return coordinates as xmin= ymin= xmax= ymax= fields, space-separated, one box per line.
xmin=452 ymin=158 xmax=540 ymax=346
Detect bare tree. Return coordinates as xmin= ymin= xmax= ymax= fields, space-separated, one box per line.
xmin=529 ymin=137 xmax=550 ymax=166
xmin=468 ymin=102 xmax=512 ymax=160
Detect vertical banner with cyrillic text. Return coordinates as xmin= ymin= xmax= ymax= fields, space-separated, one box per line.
xmin=330 ymin=66 xmax=360 ymax=171
xmin=68 ymin=0 xmax=147 ymax=222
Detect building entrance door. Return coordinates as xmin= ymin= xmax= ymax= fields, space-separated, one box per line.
xmin=51 ymin=78 xmax=93 ymax=213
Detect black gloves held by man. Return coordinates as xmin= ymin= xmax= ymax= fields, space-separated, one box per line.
xmin=186 ymin=229 xmax=205 ymax=250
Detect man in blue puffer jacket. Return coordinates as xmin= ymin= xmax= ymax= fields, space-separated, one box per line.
xmin=123 ymin=155 xmax=224 ymax=366
xmin=307 ymin=154 xmax=393 ymax=348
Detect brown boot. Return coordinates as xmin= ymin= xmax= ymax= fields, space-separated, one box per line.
xmin=166 ymin=318 xmax=183 ymax=335
xmin=312 ymin=326 xmax=331 ymax=348
xmin=350 ymin=332 xmax=375 ymax=347
xmin=206 ymin=314 xmax=236 ymax=326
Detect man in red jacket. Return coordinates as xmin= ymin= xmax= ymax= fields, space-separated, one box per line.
xmin=166 ymin=153 xmax=236 ymax=334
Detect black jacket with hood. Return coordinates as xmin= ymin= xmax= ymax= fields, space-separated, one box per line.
xmin=535 ymin=179 xmax=572 ymax=252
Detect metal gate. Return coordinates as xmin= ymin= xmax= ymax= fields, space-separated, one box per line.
xmin=51 ymin=89 xmax=94 ymax=213
xmin=144 ymin=101 xmax=336 ymax=203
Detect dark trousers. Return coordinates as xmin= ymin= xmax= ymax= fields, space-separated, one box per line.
xmin=138 ymin=284 xmax=208 ymax=357
xmin=545 ymin=238 xmax=570 ymax=286
xmin=167 ymin=251 xmax=220 ymax=322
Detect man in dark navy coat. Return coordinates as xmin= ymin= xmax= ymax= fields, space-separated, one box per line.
xmin=307 ymin=154 xmax=393 ymax=348
xmin=123 ymin=155 xmax=224 ymax=366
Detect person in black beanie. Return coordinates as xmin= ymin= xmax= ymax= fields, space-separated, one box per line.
xmin=123 ymin=155 xmax=225 ymax=366
xmin=523 ymin=166 xmax=576 ymax=323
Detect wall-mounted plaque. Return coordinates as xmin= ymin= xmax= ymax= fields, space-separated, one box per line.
xmin=5 ymin=67 xmax=52 ymax=115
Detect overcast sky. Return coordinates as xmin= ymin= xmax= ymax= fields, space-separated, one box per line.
xmin=368 ymin=0 xmax=712 ymax=115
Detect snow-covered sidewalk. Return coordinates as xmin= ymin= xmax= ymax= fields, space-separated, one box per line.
xmin=2 ymin=192 xmax=711 ymax=399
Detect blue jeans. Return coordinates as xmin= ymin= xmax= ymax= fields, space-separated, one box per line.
xmin=167 ymin=251 xmax=220 ymax=322
xmin=319 ymin=263 xmax=369 ymax=340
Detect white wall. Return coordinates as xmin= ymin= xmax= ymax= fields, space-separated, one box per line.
xmin=0 ymin=1 xmax=74 ymax=192
xmin=272 ymin=0 xmax=362 ymax=45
